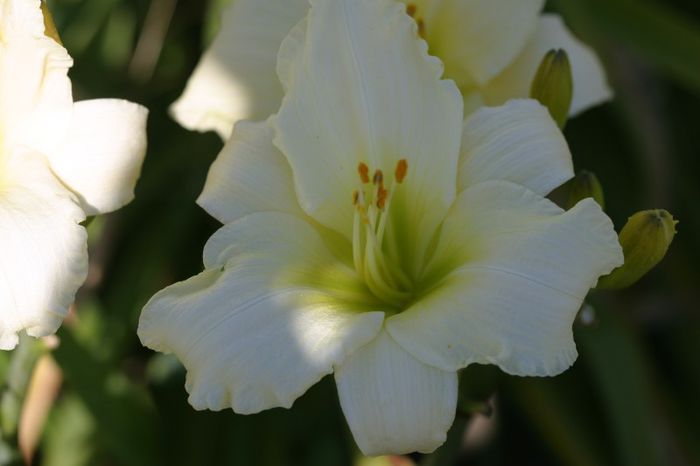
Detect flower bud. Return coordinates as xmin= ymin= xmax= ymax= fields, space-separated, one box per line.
xmin=598 ymin=210 xmax=677 ymax=290
xmin=41 ymin=1 xmax=62 ymax=45
xmin=530 ymin=49 xmax=573 ymax=129
xmin=566 ymin=170 xmax=605 ymax=210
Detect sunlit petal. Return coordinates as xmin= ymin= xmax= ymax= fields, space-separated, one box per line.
xmin=139 ymin=212 xmax=384 ymax=413
xmin=0 ymin=150 xmax=87 ymax=350
xmin=45 ymin=99 xmax=148 ymax=215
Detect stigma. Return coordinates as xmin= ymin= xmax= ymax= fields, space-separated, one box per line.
xmin=352 ymin=159 xmax=411 ymax=306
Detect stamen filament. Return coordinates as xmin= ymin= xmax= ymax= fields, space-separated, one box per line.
xmin=351 ymin=159 xmax=410 ymax=306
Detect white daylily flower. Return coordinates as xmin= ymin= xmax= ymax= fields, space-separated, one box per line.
xmin=0 ymin=0 xmax=148 ymax=349
xmin=140 ymin=0 xmax=622 ymax=455
xmin=171 ymin=0 xmax=611 ymax=139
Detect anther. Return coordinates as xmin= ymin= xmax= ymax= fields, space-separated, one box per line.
xmin=358 ymin=163 xmax=370 ymax=184
xmin=416 ymin=18 xmax=426 ymax=39
xmin=377 ymin=187 xmax=388 ymax=209
xmin=406 ymin=3 xmax=417 ymax=18
xmin=373 ymin=169 xmax=384 ymax=187
xmin=395 ymin=159 xmax=408 ymax=183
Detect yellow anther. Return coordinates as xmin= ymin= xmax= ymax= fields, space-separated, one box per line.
xmin=373 ymin=169 xmax=384 ymax=187
xmin=358 ymin=163 xmax=370 ymax=184
xmin=406 ymin=3 xmax=417 ymax=17
xmin=416 ymin=18 xmax=426 ymax=39
xmin=395 ymin=159 xmax=408 ymax=183
xmin=377 ymin=187 xmax=388 ymax=210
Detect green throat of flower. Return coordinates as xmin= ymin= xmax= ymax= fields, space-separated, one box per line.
xmin=352 ymin=159 xmax=414 ymax=308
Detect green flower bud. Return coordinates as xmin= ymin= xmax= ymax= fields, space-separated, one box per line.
xmin=566 ymin=170 xmax=605 ymax=210
xmin=41 ymin=1 xmax=62 ymax=45
xmin=598 ymin=210 xmax=678 ymax=290
xmin=530 ymin=49 xmax=573 ymax=129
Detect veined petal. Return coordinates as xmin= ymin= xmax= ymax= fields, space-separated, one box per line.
xmin=387 ymin=181 xmax=623 ymax=376
xmin=458 ymin=99 xmax=573 ymax=196
xmin=138 ymin=212 xmax=384 ymax=414
xmin=273 ymin=0 xmax=462 ymax=272
xmin=425 ymin=0 xmax=544 ymax=88
xmin=45 ymin=99 xmax=148 ymax=215
xmin=170 ymin=0 xmax=309 ymax=139
xmin=335 ymin=330 xmax=457 ymax=456
xmin=0 ymin=150 xmax=87 ymax=350
xmin=483 ymin=15 xmax=612 ymax=116
xmin=197 ymin=119 xmax=305 ymax=224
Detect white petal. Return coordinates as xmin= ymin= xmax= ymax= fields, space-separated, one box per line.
xmin=273 ymin=0 xmax=462 ymax=272
xmin=483 ymin=15 xmax=612 ymax=116
xmin=387 ymin=181 xmax=623 ymax=376
xmin=170 ymin=0 xmax=309 ymax=139
xmin=45 ymin=99 xmax=148 ymax=215
xmin=0 ymin=0 xmax=46 ymax=37
xmin=0 ymin=0 xmax=73 ymax=152
xmin=335 ymin=330 xmax=457 ymax=456
xmin=425 ymin=0 xmax=544 ymax=88
xmin=197 ymin=119 xmax=304 ymax=224
xmin=458 ymin=99 xmax=573 ymax=196
xmin=0 ymin=150 xmax=87 ymax=350
xmin=138 ymin=212 xmax=384 ymax=413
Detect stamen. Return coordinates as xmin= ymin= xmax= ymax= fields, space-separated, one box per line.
xmin=358 ymin=163 xmax=370 ymax=184
xmin=395 ymin=159 xmax=408 ymax=183
xmin=351 ymin=160 xmax=411 ymax=306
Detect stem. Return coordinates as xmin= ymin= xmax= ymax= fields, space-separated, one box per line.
xmin=0 ymin=334 xmax=48 ymax=466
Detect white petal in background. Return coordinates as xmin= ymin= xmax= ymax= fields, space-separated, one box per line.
xmin=335 ymin=330 xmax=458 ymax=456
xmin=170 ymin=0 xmax=309 ymax=139
xmin=388 ymin=181 xmax=623 ymax=376
xmin=197 ymin=119 xmax=305 ymax=225
xmin=458 ymin=99 xmax=573 ymax=196
xmin=426 ymin=0 xmax=544 ymax=89
xmin=0 ymin=150 xmax=87 ymax=350
xmin=274 ymin=0 xmax=463 ymax=276
xmin=138 ymin=212 xmax=384 ymax=414
xmin=483 ymin=14 xmax=613 ymax=116
xmin=46 ymin=99 xmax=148 ymax=216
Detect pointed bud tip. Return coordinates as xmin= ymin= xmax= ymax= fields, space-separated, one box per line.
xmin=598 ymin=209 xmax=677 ymax=290
xmin=566 ymin=170 xmax=605 ymax=210
xmin=530 ymin=49 xmax=573 ymax=129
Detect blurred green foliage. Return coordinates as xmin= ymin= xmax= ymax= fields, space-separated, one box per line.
xmin=1 ymin=0 xmax=698 ymax=464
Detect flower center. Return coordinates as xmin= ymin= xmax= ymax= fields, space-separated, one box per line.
xmin=352 ymin=159 xmax=412 ymax=307
xmin=406 ymin=3 xmax=427 ymax=39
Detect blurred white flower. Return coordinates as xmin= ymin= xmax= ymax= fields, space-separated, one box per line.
xmin=140 ymin=0 xmax=622 ymax=455
xmin=171 ymin=0 xmax=611 ymax=139
xmin=0 ymin=0 xmax=148 ymax=349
